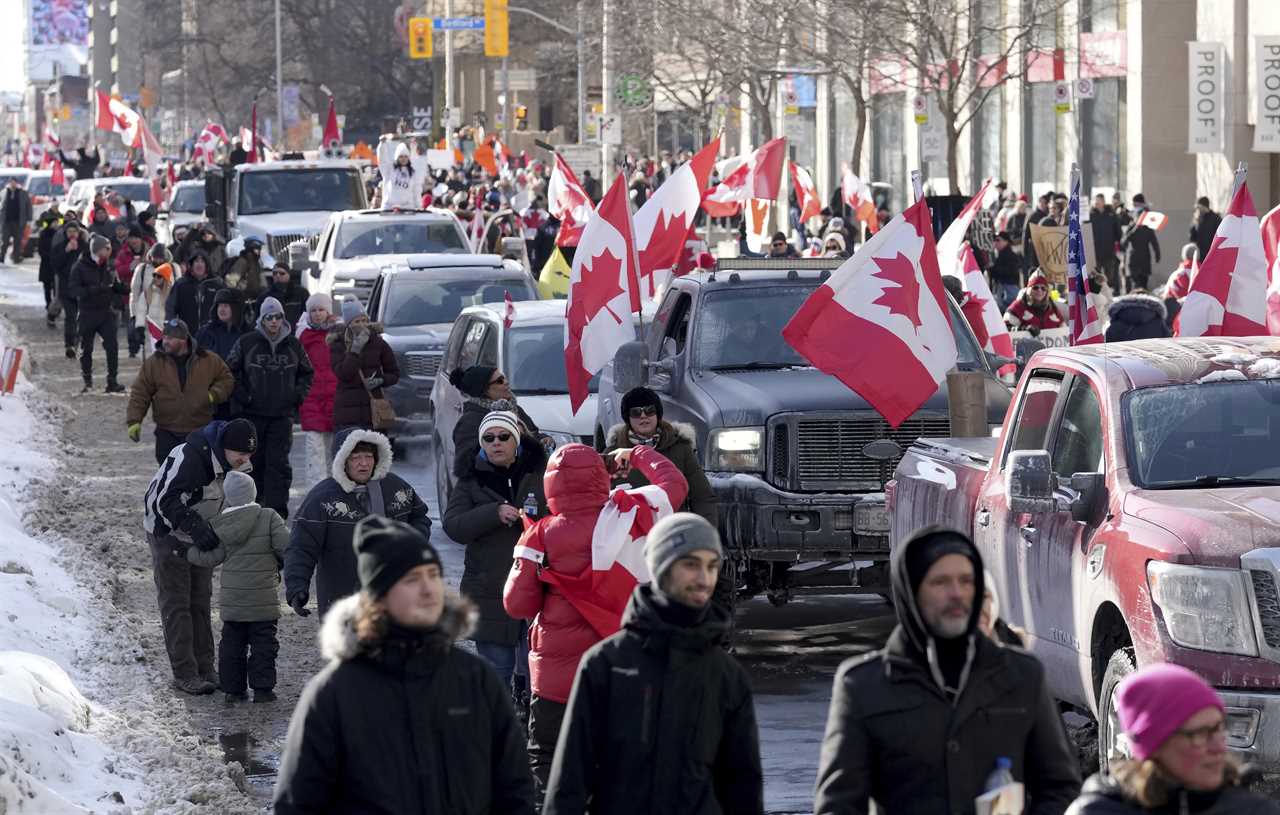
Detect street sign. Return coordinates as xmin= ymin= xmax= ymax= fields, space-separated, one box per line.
xmin=614 ymin=75 xmax=652 ymax=109
xmin=1074 ymin=77 xmax=1095 ymax=99
xmin=600 ymin=114 xmax=622 ymax=145
xmin=912 ymin=95 xmax=928 ymax=125
xmin=501 ymin=68 xmax=537 ymax=92
xmin=434 ymin=17 xmax=485 ymax=30
xmin=1054 ymin=81 xmax=1072 ymax=113
xmin=558 ymin=143 xmax=603 ymax=181
xmin=412 ymin=106 xmax=433 ymax=131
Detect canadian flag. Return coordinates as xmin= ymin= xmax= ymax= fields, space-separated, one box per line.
xmin=321 ymin=97 xmax=342 ymax=157
xmin=701 ymin=137 xmax=786 ymax=218
xmin=634 ymin=137 xmax=718 ymax=299
xmin=548 ymin=152 xmax=594 ymax=248
xmin=95 ymin=90 xmax=143 ymax=147
xmin=791 ymin=161 xmax=821 ymax=223
xmin=50 ymin=158 xmax=65 ymax=188
xmin=936 ymin=178 xmax=991 ymax=280
xmin=841 ymin=164 xmax=879 ymax=230
xmin=503 ymin=289 xmax=515 ymax=329
xmin=1260 ymin=203 xmax=1280 ymax=334
xmin=1176 ymin=181 xmax=1269 ymax=338
xmin=193 ymin=122 xmax=228 ymax=166
xmin=565 ymin=172 xmax=642 ymax=414
xmin=960 ymin=244 xmax=1016 ymax=378
xmin=469 ymin=206 xmax=487 ymax=251
xmin=782 ymin=196 xmax=958 ymax=427
xmin=1138 ymin=210 xmax=1168 ymax=231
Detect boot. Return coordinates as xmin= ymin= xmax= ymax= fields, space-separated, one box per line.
xmin=80 ymin=380 xmax=92 ymax=394
xmin=65 ymin=346 xmax=76 ymax=359
xmin=253 ymin=689 xmax=277 ymax=703
xmin=224 ymin=692 xmax=248 ymax=704
xmin=104 ymin=381 xmax=126 ymax=394
xmin=172 ymin=675 xmax=216 ymax=695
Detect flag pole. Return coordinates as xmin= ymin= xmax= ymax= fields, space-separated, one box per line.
xmin=911 ymin=169 xmax=924 ymax=204
xmin=1230 ymin=161 xmax=1248 ymax=199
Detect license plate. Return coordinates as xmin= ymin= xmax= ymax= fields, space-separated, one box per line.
xmin=854 ymin=503 xmax=890 ymax=535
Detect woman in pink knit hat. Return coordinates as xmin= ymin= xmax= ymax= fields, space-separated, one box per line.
xmin=1067 ymin=663 xmax=1280 ymax=813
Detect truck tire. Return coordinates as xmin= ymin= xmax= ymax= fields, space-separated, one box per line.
xmin=1097 ymin=647 xmax=1137 ymax=775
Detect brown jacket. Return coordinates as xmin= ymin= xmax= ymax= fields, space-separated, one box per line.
xmin=126 ymin=344 xmax=234 ymax=433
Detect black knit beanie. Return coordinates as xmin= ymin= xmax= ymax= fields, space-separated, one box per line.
xmin=449 ymin=365 xmax=497 ymax=398
xmin=905 ymin=531 xmax=975 ymax=595
xmin=219 ymin=418 xmax=257 ymax=455
xmin=621 ymin=386 xmax=663 ymax=422
xmin=355 ymin=516 xmax=442 ymax=598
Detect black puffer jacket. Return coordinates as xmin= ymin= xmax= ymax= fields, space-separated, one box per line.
xmin=285 ymin=429 xmax=432 ymax=616
xmin=443 ymin=435 xmax=548 ymax=646
xmin=813 ymin=528 xmax=1080 ymax=815
xmin=165 ymin=250 xmax=225 ymax=329
xmin=1105 ymin=294 xmax=1171 ymax=343
xmin=68 ymin=254 xmax=126 ymax=316
xmin=544 ymin=586 xmax=764 ymax=815
xmin=1066 ymin=771 xmax=1280 ymax=814
xmin=273 ymin=593 xmax=535 ymax=814
xmin=225 ymin=323 xmax=314 ymax=419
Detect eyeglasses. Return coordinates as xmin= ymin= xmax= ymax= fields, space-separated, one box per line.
xmin=263 ymin=314 xmax=285 ymax=322
xmin=628 ymin=405 xmax=658 ymax=418
xmin=1173 ymin=720 xmax=1226 ymax=748
xmin=488 ymin=375 xmax=507 ymax=386
xmin=482 ymin=432 xmax=513 ymax=443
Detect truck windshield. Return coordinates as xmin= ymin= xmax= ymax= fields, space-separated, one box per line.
xmin=384 ymin=277 xmax=536 ymax=327
xmin=26 ymin=177 xmax=65 ymax=196
xmin=505 ymin=325 xmax=600 ymax=395
xmin=105 ymin=183 xmax=153 ymax=206
xmin=239 ymin=169 xmax=363 ymax=215
xmin=1125 ymin=379 xmax=1280 ymax=488
xmin=693 ymin=285 xmax=983 ymax=371
xmin=170 ymin=186 xmax=205 ymax=213
xmin=335 ymin=220 xmax=466 ymax=258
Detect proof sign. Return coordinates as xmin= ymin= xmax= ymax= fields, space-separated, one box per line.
xmin=1188 ymin=42 xmax=1226 ymax=153
xmin=1255 ymin=36 xmax=1280 ymax=152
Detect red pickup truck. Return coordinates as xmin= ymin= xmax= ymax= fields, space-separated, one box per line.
xmin=886 ymin=337 xmax=1280 ymax=772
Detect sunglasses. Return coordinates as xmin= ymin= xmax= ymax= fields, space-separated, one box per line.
xmin=489 ymin=375 xmax=507 ymax=386
xmin=482 ymin=432 xmax=513 ymax=443
xmin=771 ymin=242 xmax=786 ymax=248
xmin=628 ymin=405 xmax=659 ymax=418
xmin=1031 ymin=285 xmax=1048 ymax=292
xmin=263 ymin=314 xmax=285 ymax=322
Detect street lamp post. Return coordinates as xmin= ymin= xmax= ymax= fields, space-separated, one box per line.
xmin=275 ymin=0 xmax=284 ymax=147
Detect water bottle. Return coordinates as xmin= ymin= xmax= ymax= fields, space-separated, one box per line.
xmin=984 ymin=756 xmax=1015 ymax=792
xmin=522 ymin=492 xmax=538 ymax=519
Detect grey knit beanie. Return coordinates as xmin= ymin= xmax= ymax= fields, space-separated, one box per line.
xmin=644 ymin=512 xmax=723 ymax=583
xmin=222 ymin=470 xmax=257 ymax=507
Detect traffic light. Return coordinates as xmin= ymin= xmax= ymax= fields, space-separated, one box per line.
xmin=409 ymin=17 xmax=432 ymax=59
xmin=515 ymin=104 xmax=527 ymax=130
xmin=484 ymin=0 xmax=508 ymax=58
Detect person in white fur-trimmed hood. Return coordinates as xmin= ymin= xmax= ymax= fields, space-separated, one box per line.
xmin=283 ymin=427 xmax=431 ymax=619
xmin=273 ymin=515 xmax=535 ymax=813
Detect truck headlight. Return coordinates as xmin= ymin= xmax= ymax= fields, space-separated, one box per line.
xmin=541 ymin=431 xmax=577 ymax=453
xmin=1148 ymin=561 xmax=1258 ymax=656
xmin=708 ymin=427 xmax=764 ymax=473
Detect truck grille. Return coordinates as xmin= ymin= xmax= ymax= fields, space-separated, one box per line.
xmin=403 ymin=352 xmax=442 ymax=380
xmin=1251 ymin=569 xmax=1280 ymax=649
xmin=268 ymin=232 xmax=318 ymax=259
xmin=770 ymin=412 xmax=950 ymax=492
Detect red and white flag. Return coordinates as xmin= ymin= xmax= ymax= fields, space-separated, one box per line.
xmin=1138 ymin=210 xmax=1168 ymax=231
xmin=469 ymin=207 xmax=487 ymax=252
xmin=95 ymin=90 xmax=143 ymax=147
xmin=791 ymin=161 xmax=821 ymax=223
xmin=634 ymin=137 xmax=718 ymax=298
xmin=565 ymin=172 xmax=642 ymax=414
xmin=193 ymin=122 xmax=228 ymax=166
xmin=936 ymin=178 xmax=991 ymax=280
xmin=701 ymin=137 xmax=786 ymax=217
xmin=321 ymin=97 xmax=342 ymax=157
xmin=960 ymin=244 xmax=1016 ymax=378
xmin=841 ymin=163 xmax=879 ymax=230
xmin=50 ymin=158 xmax=65 ymax=188
xmin=548 ymin=152 xmax=595 ymax=247
xmin=782 ymin=196 xmax=957 ymax=427
xmin=503 ymin=290 xmax=515 ymax=329
xmin=1261 ymin=203 xmax=1280 ymax=335
xmin=1176 ymin=181 xmax=1269 ymax=338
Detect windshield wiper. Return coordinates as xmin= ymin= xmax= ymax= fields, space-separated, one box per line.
xmin=706 ymin=361 xmax=800 ymax=371
xmin=1158 ymin=475 xmax=1280 ymax=489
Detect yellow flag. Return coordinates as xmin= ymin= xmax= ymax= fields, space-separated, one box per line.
xmin=538 ymin=247 xmax=571 ymax=299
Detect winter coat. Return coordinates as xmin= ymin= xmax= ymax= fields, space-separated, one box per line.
xmin=327 ymin=323 xmax=400 ymax=429
xmin=1121 ymin=222 xmax=1161 ymax=274
xmin=503 ymin=444 xmax=689 ymax=704
xmin=285 ymin=429 xmax=432 ymax=616
xmin=68 ymin=254 xmax=126 ymax=316
xmin=1189 ymin=210 xmax=1222 ymax=263
xmin=813 ymin=530 xmax=1080 ymax=815
xmin=1089 ymin=207 xmax=1122 ymax=262
xmin=53 ymin=231 xmax=88 ymax=296
xmin=266 ymin=278 xmax=308 ymax=327
xmin=0 ymin=186 xmax=32 ymax=226
xmin=988 ymin=246 xmax=1023 ymax=287
xmin=1005 ymin=295 xmax=1066 ymax=334
xmin=544 ymin=586 xmax=763 ymax=815
xmin=377 ymin=140 xmax=431 ymax=210
xmin=36 ymin=214 xmax=61 ymax=285
xmin=452 ymin=398 xmax=541 ymax=478
xmin=126 ymin=342 xmax=234 ymax=433
xmin=130 ymin=267 xmax=171 ymax=329
xmin=195 ymin=290 xmax=252 ymax=363
xmin=166 ymin=254 xmax=226 ymax=330
xmin=226 ymin=323 xmax=314 ymax=419
xmin=1066 ymin=770 xmax=1280 ymax=815
xmin=143 ymin=421 xmax=243 ymax=540
xmin=603 ymin=421 xmax=717 ymax=525
xmin=273 ymin=593 xmax=535 ymax=815
xmin=114 ymin=242 xmax=146 ymax=291
xmin=188 ymin=503 xmax=288 ymax=622
xmin=299 ymin=321 xmax=339 ymax=433
xmin=1104 ymin=294 xmax=1170 ymax=343
xmin=444 ymin=436 xmax=549 ymax=646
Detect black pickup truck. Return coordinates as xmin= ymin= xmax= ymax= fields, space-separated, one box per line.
xmin=599 ymin=257 xmax=1011 ymax=605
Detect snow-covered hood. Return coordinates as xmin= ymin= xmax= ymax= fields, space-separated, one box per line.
xmin=518 ymin=394 xmax=595 ymax=439
xmin=326 ymin=253 xmax=421 ymax=283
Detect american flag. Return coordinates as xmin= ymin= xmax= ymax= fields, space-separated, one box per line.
xmin=1066 ymin=170 xmax=1104 ymax=345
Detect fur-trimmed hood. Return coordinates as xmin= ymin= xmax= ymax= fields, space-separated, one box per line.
xmin=605 ymin=420 xmax=697 ymax=451
xmin=326 ymin=321 xmax=386 ymax=347
xmin=331 ymin=428 xmax=394 ymax=491
xmin=319 ymin=592 xmax=477 ymax=662
xmin=1108 ymin=292 xmax=1167 ymax=322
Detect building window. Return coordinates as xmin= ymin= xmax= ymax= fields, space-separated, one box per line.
xmin=871 ymin=93 xmax=905 ymax=209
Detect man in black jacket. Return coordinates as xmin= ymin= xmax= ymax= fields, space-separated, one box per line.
xmin=35 ymin=205 xmax=62 ymax=323
xmin=1089 ymin=194 xmax=1123 ymax=292
xmin=273 ymin=516 xmax=534 ymax=814
xmin=544 ymin=513 xmax=764 ymax=815
xmin=987 ymin=231 xmax=1024 ymax=312
xmin=143 ymin=418 xmax=257 ymax=694
xmin=1189 ymin=195 xmax=1221 ymax=263
xmin=68 ymin=234 xmax=128 ymax=393
xmin=1121 ymin=194 xmax=1161 ymax=291
xmin=53 ymin=221 xmax=88 ymax=357
xmin=813 ymin=527 xmax=1080 ymax=814
xmin=226 ymin=296 xmax=313 ymax=517
xmin=0 ymin=177 xmax=32 ymax=263
xmin=285 ymin=428 xmax=432 ymax=618
xmin=165 ymin=248 xmax=224 ymax=330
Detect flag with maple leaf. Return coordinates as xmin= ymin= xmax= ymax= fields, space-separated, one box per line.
xmin=935 ymin=178 xmax=991 ymax=280
xmin=841 ymin=163 xmax=879 ymax=231
xmin=193 ymin=122 xmax=228 ymax=166
xmin=548 ymin=152 xmax=595 ymax=247
xmin=960 ymin=243 xmax=1016 ymax=378
xmin=701 ymin=137 xmax=786 ymax=218
xmin=503 ymin=290 xmax=515 ymax=329
xmin=634 ymin=137 xmax=719 ymax=299
xmin=782 ymin=195 xmax=958 ymax=427
xmin=1065 ymin=170 xmax=1104 ymax=345
xmin=1175 ymin=180 xmax=1269 ymax=338
xmin=791 ymin=161 xmax=821 ymax=223
xmin=565 ymin=172 xmax=642 ymax=413
xmin=1261 ymin=203 xmax=1280 ymax=334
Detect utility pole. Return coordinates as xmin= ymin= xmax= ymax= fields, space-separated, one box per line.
xmin=275 ymin=0 xmax=284 ymax=147
xmin=502 ymin=56 xmax=511 ymax=140
xmin=445 ymin=0 xmax=454 ymax=149
xmin=576 ymin=1 xmax=585 ymax=143
xmin=601 ymin=0 xmax=612 ymax=189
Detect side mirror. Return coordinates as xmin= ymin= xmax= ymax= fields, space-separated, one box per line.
xmin=652 ymin=357 xmax=677 ymax=394
xmin=613 ymin=341 xmax=650 ymax=394
xmin=1066 ymin=472 xmax=1106 ymax=523
xmin=985 ymin=350 xmax=1015 ymax=370
xmin=309 ymin=266 xmax=322 ymax=280
xmin=1006 ymin=450 xmax=1055 ymax=514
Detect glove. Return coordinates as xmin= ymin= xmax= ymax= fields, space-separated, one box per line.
xmin=192 ymin=523 xmax=221 ymax=552
xmin=363 ymin=375 xmax=383 ymax=391
xmin=1027 ymin=325 xmax=1041 ymax=338
xmin=289 ymin=593 xmax=312 ymax=617
xmin=127 ymin=423 xmax=141 ymax=443
xmin=208 ymin=391 xmax=218 ymax=405
xmin=349 ymin=328 xmax=370 ymax=354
